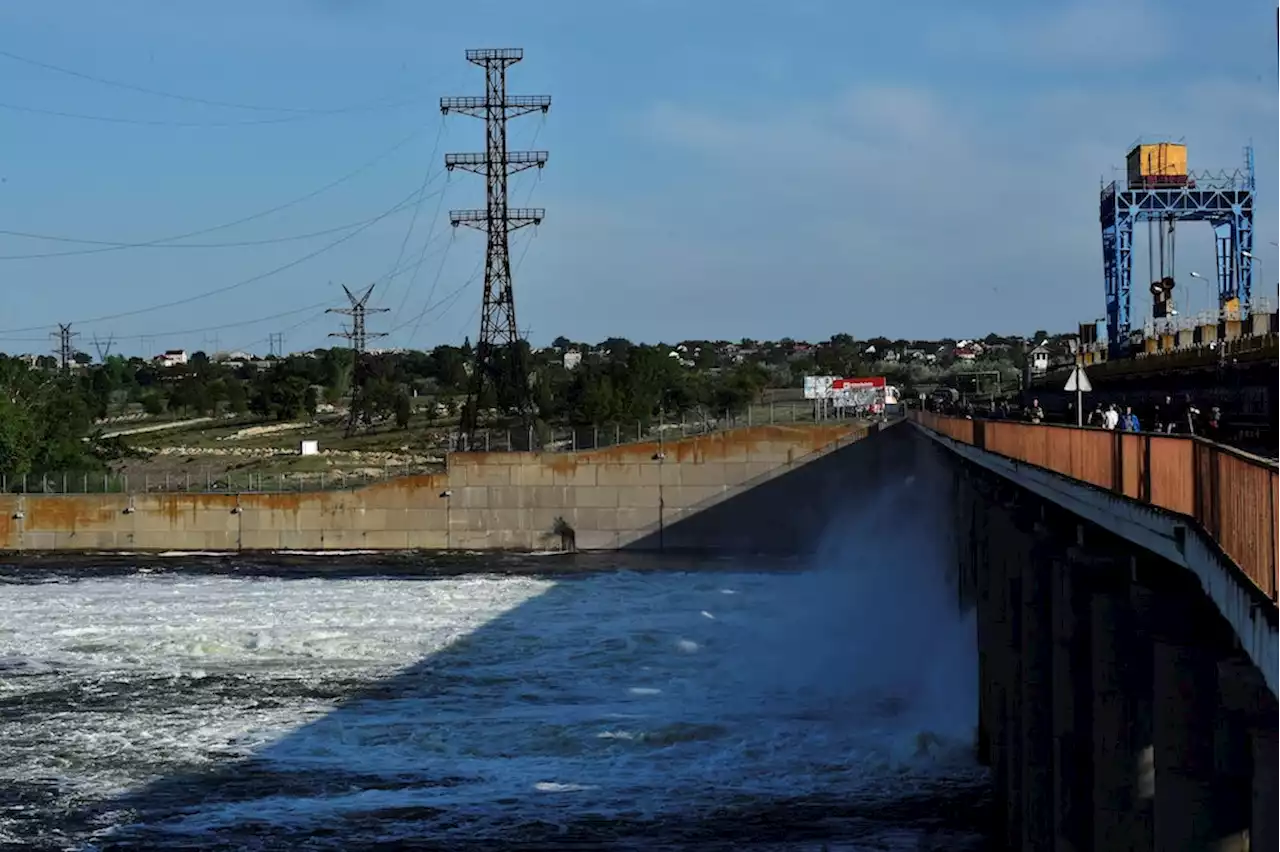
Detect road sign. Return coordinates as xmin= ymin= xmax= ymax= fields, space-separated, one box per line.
xmin=1064 ymin=365 xmax=1092 ymax=393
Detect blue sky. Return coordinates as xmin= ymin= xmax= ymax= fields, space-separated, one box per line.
xmin=0 ymin=0 xmax=1275 ymax=356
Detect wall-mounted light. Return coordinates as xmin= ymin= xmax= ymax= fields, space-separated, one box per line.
xmin=11 ymin=511 xmax=23 ymax=521
xmin=440 ymin=490 xmax=453 ymax=498
xmin=123 ymin=506 xmax=135 ymax=515
xmin=231 ymin=506 xmax=242 ymax=515
xmin=652 ymin=452 xmax=666 ymax=461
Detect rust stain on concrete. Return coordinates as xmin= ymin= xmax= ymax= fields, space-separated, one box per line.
xmin=361 ymin=473 xmax=448 ymax=493
xmin=549 ymin=423 xmax=857 ymax=467
xmin=2 ymin=424 xmax=864 ymax=551
xmin=156 ymin=492 xmax=241 ymax=524
xmin=444 ymin=425 xmax=858 ymax=472
xmin=0 ymin=498 xmax=14 ymax=546
xmin=27 ymin=496 xmax=118 ymax=531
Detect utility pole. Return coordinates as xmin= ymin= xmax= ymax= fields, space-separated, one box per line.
xmin=91 ymin=332 xmax=114 ymax=363
xmin=267 ymin=332 xmax=284 ymax=358
xmin=51 ymin=323 xmax=78 ymax=373
xmin=442 ymin=48 xmax=550 ymax=447
xmin=328 ymin=283 xmax=389 ymax=437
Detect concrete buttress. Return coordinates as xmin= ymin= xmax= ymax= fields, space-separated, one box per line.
xmin=1152 ymin=640 xmax=1222 ymax=850
xmin=1021 ymin=530 xmax=1055 ymax=851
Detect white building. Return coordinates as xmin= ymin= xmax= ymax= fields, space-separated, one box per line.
xmin=155 ymin=349 xmax=188 ymax=368
xmin=562 ymin=350 xmax=582 ymax=370
xmin=1029 ymin=345 xmax=1051 ymax=373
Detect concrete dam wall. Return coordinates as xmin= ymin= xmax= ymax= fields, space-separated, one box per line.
xmin=0 ymin=422 xmax=910 ymax=554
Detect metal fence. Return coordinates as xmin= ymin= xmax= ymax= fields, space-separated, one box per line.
xmin=459 ymin=402 xmax=850 ymax=452
xmin=913 ymin=411 xmax=1280 ymax=600
xmin=2 ymin=404 xmax=856 ymax=496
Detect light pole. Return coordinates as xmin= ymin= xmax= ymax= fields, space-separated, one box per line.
xmin=1239 ymin=250 xmax=1259 ymax=313
xmin=1188 ymin=271 xmax=1213 ymax=316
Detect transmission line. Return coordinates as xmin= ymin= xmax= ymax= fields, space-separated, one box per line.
xmin=0 ymin=121 xmax=440 ymax=260
xmin=0 ymin=300 xmax=339 ymax=346
xmin=0 ymin=181 xmax=440 ymax=259
xmin=0 ymin=47 xmax=429 ymax=116
xmin=371 ymin=123 xmax=450 ymax=315
xmin=0 ymin=177 xmax=446 ymax=334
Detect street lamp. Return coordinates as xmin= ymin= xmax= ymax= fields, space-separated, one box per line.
xmin=1239 ymin=249 xmax=1259 ymax=312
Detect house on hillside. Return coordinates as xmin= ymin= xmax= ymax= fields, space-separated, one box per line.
xmin=154 ymin=349 xmax=188 ymax=368
xmin=1029 ymin=344 xmax=1052 ymax=373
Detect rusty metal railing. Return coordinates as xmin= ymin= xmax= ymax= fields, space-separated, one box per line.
xmin=913 ymin=411 xmax=1279 ymax=600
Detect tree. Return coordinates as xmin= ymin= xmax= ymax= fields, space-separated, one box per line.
xmin=141 ymin=392 xmax=165 ymax=417
xmin=394 ymin=392 xmax=412 ymax=430
xmin=225 ymin=379 xmax=249 ymax=414
xmin=303 ymin=385 xmax=320 ymax=420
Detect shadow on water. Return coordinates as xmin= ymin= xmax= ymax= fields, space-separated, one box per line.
xmin=3 ymin=427 xmax=992 ymax=851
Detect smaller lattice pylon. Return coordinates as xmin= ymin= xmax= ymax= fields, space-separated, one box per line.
xmin=328 ymin=284 xmax=389 ymax=436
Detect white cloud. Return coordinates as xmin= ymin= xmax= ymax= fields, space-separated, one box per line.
xmin=560 ymin=72 xmax=1276 ymax=341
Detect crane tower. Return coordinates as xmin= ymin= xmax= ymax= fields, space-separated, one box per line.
xmin=1100 ymin=140 xmax=1255 ymax=354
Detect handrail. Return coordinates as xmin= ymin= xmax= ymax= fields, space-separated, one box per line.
xmin=912 ymin=411 xmax=1279 ymax=601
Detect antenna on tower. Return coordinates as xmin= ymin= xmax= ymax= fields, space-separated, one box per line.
xmin=442 ymin=47 xmax=550 ymax=449
xmin=328 ymin=283 xmax=389 ymax=437
xmin=51 ymin=323 xmax=79 ymax=373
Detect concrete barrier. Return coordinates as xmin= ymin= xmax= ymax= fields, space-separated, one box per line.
xmin=0 ymin=423 xmax=881 ymax=553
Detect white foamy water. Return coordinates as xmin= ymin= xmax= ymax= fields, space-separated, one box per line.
xmin=0 ymin=483 xmax=988 ymax=849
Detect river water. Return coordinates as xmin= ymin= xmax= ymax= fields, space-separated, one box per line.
xmin=0 ymin=514 xmax=989 ymax=850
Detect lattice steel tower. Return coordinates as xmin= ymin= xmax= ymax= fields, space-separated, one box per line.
xmin=329 ymin=283 xmax=389 ymax=436
xmin=442 ymin=48 xmax=549 ymax=442
xmin=51 ymin=323 xmax=78 ymax=373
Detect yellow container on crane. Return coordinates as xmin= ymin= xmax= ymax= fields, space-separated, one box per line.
xmin=1126 ymin=141 xmax=1188 ymax=188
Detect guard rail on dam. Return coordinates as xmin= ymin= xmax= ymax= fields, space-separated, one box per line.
xmin=914 ymin=410 xmax=1278 ymax=850
xmin=0 ymin=422 xmax=892 ymax=554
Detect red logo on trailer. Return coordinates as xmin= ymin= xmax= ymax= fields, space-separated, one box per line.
xmin=831 ymin=377 xmax=886 ymax=392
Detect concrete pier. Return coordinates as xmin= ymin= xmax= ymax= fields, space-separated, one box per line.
xmin=949 ymin=450 xmax=1277 ymax=851
xmin=1152 ymin=639 xmax=1222 ymax=849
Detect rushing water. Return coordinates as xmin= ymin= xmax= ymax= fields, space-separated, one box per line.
xmin=0 ymin=490 xmax=990 ymax=849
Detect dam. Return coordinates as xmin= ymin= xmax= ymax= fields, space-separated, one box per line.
xmin=1 ymin=472 xmax=988 ymax=849
xmin=0 ymin=416 xmax=1275 ymax=849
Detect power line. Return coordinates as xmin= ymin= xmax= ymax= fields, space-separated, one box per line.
xmin=0 ymin=300 xmax=338 ymax=345
xmin=441 ymin=47 xmax=550 ymax=444
xmin=390 ymin=199 xmax=454 ymax=326
xmin=397 ymin=253 xmax=485 ymax=338
xmin=0 ymin=47 xmax=428 ymax=116
xmin=372 ymin=122 xmax=451 ymax=314
xmin=0 ymin=182 xmax=438 ymax=259
xmin=227 ymin=309 xmax=333 ymax=356
xmin=0 ymin=98 xmax=431 ymax=128
xmin=0 ymin=121 xmax=437 ymax=260
xmin=0 ymin=177 xmax=447 ymax=334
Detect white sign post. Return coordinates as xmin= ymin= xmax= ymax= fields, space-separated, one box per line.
xmin=1064 ymin=364 xmax=1092 ymax=426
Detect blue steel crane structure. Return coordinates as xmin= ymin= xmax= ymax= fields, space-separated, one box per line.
xmin=1100 ymin=145 xmax=1255 ymax=354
